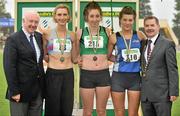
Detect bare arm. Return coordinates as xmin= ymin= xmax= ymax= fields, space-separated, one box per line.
xmin=42 ymin=34 xmax=49 ymax=63
xmin=108 ymin=33 xmax=116 ymax=62
xmin=76 ymin=29 xmax=83 ymax=66
xmin=70 ymin=31 xmax=78 ymax=64
xmin=137 ymin=31 xmax=147 ymax=41
xmin=105 ymin=27 xmax=112 ymax=38
xmin=40 ymin=27 xmax=51 ymax=63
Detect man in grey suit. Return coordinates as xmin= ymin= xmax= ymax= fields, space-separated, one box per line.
xmin=141 ymin=16 xmax=179 ymax=116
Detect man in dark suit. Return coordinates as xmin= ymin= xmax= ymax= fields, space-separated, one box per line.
xmin=3 ymin=11 xmax=45 ymax=116
xmin=141 ymin=16 xmax=179 ymax=116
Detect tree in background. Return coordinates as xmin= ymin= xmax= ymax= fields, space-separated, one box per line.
xmin=0 ymin=0 xmax=13 ymax=40
xmin=173 ymin=0 xmax=180 ymax=42
xmin=0 ymin=0 xmax=11 ymax=18
xmin=139 ymin=0 xmax=153 ymax=19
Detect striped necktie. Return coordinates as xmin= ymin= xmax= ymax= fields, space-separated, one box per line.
xmin=147 ymin=39 xmax=152 ymax=61
xmin=29 ymin=34 xmax=36 ymax=53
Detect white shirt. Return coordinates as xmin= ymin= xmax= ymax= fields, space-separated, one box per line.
xmin=22 ymin=28 xmax=41 ymax=63
xmin=145 ymin=33 xmax=159 ymax=62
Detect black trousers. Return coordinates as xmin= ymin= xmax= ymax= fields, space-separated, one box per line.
xmin=45 ymin=68 xmax=74 ymax=116
xmin=141 ymin=100 xmax=172 ymax=116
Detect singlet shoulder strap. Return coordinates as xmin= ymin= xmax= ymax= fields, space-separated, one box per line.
xmin=133 ymin=30 xmax=137 ymax=34
xmin=80 ymin=27 xmax=86 ymax=44
xmin=101 ymin=26 xmax=108 ymax=37
xmin=66 ymin=30 xmax=72 ymax=41
xmin=48 ymin=28 xmax=57 ymax=40
xmin=116 ymin=32 xmax=121 ymax=38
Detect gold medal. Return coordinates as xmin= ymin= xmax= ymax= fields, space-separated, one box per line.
xmin=142 ymin=73 xmax=146 ymax=78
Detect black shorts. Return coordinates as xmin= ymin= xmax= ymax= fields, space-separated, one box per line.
xmin=111 ymin=72 xmax=141 ymax=92
xmin=80 ymin=69 xmax=111 ymax=88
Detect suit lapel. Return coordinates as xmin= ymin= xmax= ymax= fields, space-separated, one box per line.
xmin=19 ymin=30 xmax=36 ymax=59
xmin=141 ymin=36 xmax=162 ymax=76
xmin=142 ymin=40 xmax=148 ymax=65
xmin=149 ymin=36 xmax=162 ymax=61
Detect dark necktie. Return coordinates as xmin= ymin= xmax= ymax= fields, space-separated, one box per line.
xmin=147 ymin=40 xmax=152 ymax=60
xmin=29 ymin=34 xmax=36 ymax=53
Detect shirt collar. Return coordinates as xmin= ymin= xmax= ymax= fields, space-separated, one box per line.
xmin=148 ymin=33 xmax=159 ymax=45
xmin=22 ymin=27 xmax=34 ymax=39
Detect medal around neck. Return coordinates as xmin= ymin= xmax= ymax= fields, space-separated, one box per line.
xmin=88 ymin=27 xmax=100 ymax=62
xmin=142 ymin=73 xmax=146 ymax=78
xmin=56 ymin=29 xmax=67 ymax=62
xmin=93 ymin=56 xmax=98 ymax=61
xmin=121 ymin=31 xmax=132 ymax=62
xmin=60 ymin=57 xmax=65 ymax=62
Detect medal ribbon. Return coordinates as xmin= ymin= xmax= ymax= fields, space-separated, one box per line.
xmin=121 ymin=31 xmax=132 ymax=61
xmin=88 ymin=26 xmax=100 ymax=54
xmin=56 ymin=29 xmax=67 ymax=55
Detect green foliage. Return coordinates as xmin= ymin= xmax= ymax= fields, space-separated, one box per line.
xmin=139 ymin=0 xmax=153 ymax=18
xmin=175 ymin=0 xmax=180 ymax=11
xmin=173 ymin=0 xmax=180 ymax=42
xmin=173 ymin=27 xmax=180 ymax=43
xmin=172 ymin=52 xmax=180 ymax=116
xmin=0 ymin=0 xmax=11 ymax=18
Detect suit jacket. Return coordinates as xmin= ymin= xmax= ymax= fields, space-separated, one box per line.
xmin=141 ymin=34 xmax=179 ymax=102
xmin=3 ymin=29 xmax=45 ymax=102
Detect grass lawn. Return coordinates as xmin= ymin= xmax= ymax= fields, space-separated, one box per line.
xmin=0 ymin=51 xmax=10 ymax=116
xmin=0 ymin=52 xmax=180 ymax=116
xmin=172 ymin=52 xmax=180 ymax=116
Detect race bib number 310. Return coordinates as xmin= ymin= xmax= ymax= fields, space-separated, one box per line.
xmin=122 ymin=48 xmax=140 ymax=62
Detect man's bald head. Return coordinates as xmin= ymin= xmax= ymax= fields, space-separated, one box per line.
xmin=23 ymin=12 xmax=40 ymax=20
xmin=22 ymin=11 xmax=40 ymax=34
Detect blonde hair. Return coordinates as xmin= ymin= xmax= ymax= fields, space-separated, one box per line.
xmin=53 ymin=4 xmax=71 ymax=23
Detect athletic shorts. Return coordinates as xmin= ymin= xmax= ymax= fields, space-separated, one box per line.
xmin=80 ymin=69 xmax=111 ymax=88
xmin=111 ymin=71 xmax=141 ymax=92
